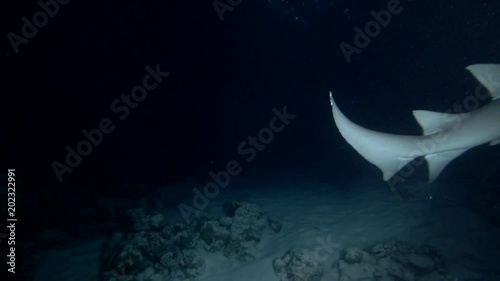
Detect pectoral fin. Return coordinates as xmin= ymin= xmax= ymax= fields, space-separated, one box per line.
xmin=490 ymin=139 xmax=500 ymax=146
xmin=425 ymin=149 xmax=468 ymax=182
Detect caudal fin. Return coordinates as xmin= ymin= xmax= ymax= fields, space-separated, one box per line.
xmin=329 ymin=92 xmax=418 ymax=181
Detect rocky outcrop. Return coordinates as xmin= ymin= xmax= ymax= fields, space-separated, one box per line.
xmin=273 ymin=248 xmax=323 ymax=281
xmin=333 ymin=240 xmax=450 ymax=281
xmin=99 ymin=201 xmax=281 ymax=281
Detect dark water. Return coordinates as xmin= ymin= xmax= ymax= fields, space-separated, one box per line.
xmin=3 ymin=0 xmax=500 ymax=280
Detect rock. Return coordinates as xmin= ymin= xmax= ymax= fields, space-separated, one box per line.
xmin=159 ymin=249 xmax=204 ymax=279
xmin=200 ymin=220 xmax=230 ymax=252
xmin=273 ymin=248 xmax=323 ymax=281
xmin=223 ymin=201 xmax=242 ymax=216
xmin=127 ymin=208 xmax=149 ymax=232
xmin=101 ymin=221 xmax=202 ymax=281
xmin=164 ymin=223 xmax=198 ymax=249
xmin=334 ymin=240 xmax=450 ymax=281
xmin=225 ymin=202 xmax=268 ymax=260
xmin=377 ymin=257 xmax=415 ymax=281
xmin=100 ymin=232 xmax=127 ymax=271
xmin=408 ymin=253 xmax=435 ymax=273
xmin=149 ymin=214 xmax=165 ymax=231
xmin=231 ymin=203 xmax=267 ymax=233
xmin=337 ymin=259 xmax=376 ymax=281
xmin=268 ymin=216 xmax=283 ymax=233
xmin=101 ymin=201 xmax=279 ymax=280
xmin=343 ymin=247 xmax=374 ymax=264
xmin=183 ymin=209 xmax=214 ymax=231
xmin=370 ymin=240 xmax=415 ymax=259
xmin=218 ymin=216 xmax=233 ymax=227
xmin=136 ymin=266 xmax=156 ymax=281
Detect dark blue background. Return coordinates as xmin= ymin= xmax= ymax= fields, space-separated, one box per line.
xmin=2 ymin=0 xmax=500 ymax=242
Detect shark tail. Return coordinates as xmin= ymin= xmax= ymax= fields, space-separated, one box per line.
xmin=329 ymin=92 xmax=418 ymax=181
xmin=330 ymin=92 xmax=463 ymax=182
xmin=329 ymin=64 xmax=499 ymax=182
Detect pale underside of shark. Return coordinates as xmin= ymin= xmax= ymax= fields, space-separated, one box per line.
xmin=330 ymin=64 xmax=500 ymax=182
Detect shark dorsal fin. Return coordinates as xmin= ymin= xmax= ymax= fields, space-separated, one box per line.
xmin=412 ymin=110 xmax=468 ymax=135
xmin=466 ymin=64 xmax=500 ymax=100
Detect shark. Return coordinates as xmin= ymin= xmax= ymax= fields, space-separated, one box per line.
xmin=329 ymin=64 xmax=500 ymax=182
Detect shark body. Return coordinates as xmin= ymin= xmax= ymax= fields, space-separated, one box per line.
xmin=330 ymin=64 xmax=500 ymax=182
